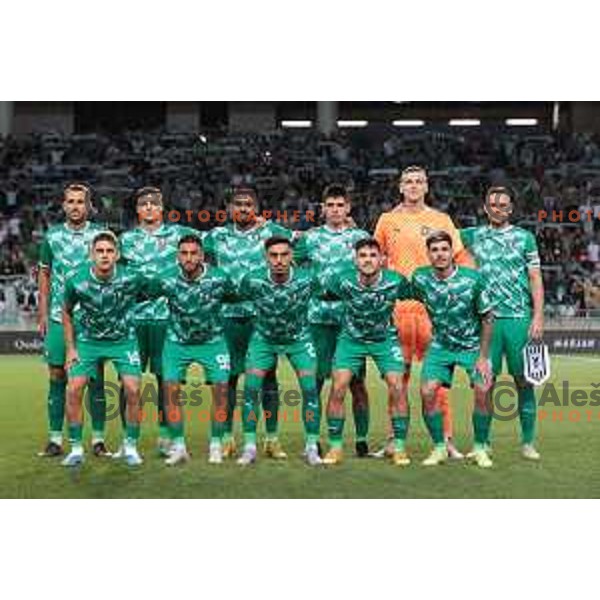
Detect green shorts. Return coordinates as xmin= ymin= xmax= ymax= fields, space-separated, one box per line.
xmin=421 ymin=345 xmax=484 ymax=388
xmin=491 ymin=317 xmax=531 ymax=378
xmin=69 ymin=338 xmax=142 ymax=380
xmin=334 ymin=334 xmax=403 ymax=377
xmin=162 ymin=336 xmax=231 ymax=384
xmin=310 ymin=323 xmax=366 ymax=381
xmin=223 ymin=317 xmax=254 ymax=377
xmin=44 ymin=320 xmax=66 ymax=367
xmin=246 ymin=332 xmax=316 ymax=375
xmin=134 ymin=320 xmax=167 ymax=375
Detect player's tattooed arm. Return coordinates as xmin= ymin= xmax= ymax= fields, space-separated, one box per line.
xmin=37 ymin=265 xmax=50 ymax=337
xmin=529 ymin=268 xmax=545 ymax=341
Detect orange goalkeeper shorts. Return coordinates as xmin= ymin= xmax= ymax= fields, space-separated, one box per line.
xmin=394 ymin=302 xmax=432 ymax=364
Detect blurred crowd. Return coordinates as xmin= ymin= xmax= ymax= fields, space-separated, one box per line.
xmin=3 ymin=128 xmax=600 ymax=320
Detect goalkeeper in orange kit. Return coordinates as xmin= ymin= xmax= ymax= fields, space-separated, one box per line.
xmin=374 ymin=166 xmax=471 ymax=459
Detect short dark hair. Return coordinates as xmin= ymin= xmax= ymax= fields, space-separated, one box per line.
xmin=354 ymin=238 xmax=381 ymax=253
xmin=64 ymin=182 xmax=92 ymax=204
xmin=178 ymin=234 xmax=203 ymax=249
xmin=322 ymin=184 xmax=349 ymax=203
xmin=135 ymin=186 xmax=163 ymax=204
xmin=425 ymin=230 xmax=453 ymax=249
xmin=229 ymin=186 xmax=258 ymax=206
xmin=485 ymin=185 xmax=516 ymax=204
xmin=401 ymin=165 xmax=427 ymax=179
xmin=264 ymin=235 xmax=292 ymax=251
xmin=92 ymin=231 xmax=119 ymax=249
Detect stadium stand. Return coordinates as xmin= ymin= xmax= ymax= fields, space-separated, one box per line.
xmin=2 ymin=128 xmax=600 ymax=324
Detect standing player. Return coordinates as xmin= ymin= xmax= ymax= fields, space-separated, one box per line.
xmin=119 ymin=186 xmax=198 ymax=457
xmin=320 ymin=239 xmax=413 ymax=466
xmin=294 ymin=184 xmax=372 ymax=456
xmin=149 ymin=235 xmax=232 ymax=466
xmin=461 ymin=187 xmax=544 ymax=460
xmin=374 ymin=166 xmax=469 ymax=459
xmin=235 ymin=236 xmax=321 ymax=467
xmin=203 ymin=188 xmax=292 ymax=460
xmin=62 ymin=232 xmax=145 ymax=467
xmin=37 ymin=183 xmax=108 ymax=457
xmin=412 ymin=232 xmax=495 ymax=468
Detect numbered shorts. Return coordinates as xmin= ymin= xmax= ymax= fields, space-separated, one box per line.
xmin=421 ymin=345 xmax=484 ymax=388
xmin=246 ymin=333 xmax=317 ymax=375
xmin=223 ymin=317 xmax=254 ymax=377
xmin=490 ymin=317 xmax=531 ymax=378
xmin=393 ymin=303 xmax=432 ymax=365
xmin=162 ymin=337 xmax=231 ymax=384
xmin=134 ymin=320 xmax=167 ymax=375
xmin=69 ymin=338 xmax=142 ymax=380
xmin=44 ymin=320 xmax=66 ymax=367
xmin=309 ymin=323 xmax=367 ymax=381
xmin=334 ymin=334 xmax=404 ymax=378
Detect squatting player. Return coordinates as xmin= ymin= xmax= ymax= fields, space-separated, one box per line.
xmin=235 ymin=236 xmax=321 ymax=467
xmin=461 ymin=187 xmax=544 ymax=461
xmin=412 ymin=231 xmax=495 ymax=468
xmin=37 ymin=183 xmax=108 ymax=457
xmin=203 ymin=188 xmax=292 ymax=460
xmin=294 ymin=184 xmax=372 ymax=456
xmin=374 ymin=165 xmax=469 ymax=459
xmin=148 ymin=235 xmax=232 ymax=466
xmin=119 ymin=187 xmax=198 ymax=457
xmin=62 ymin=232 xmax=145 ymax=467
xmin=320 ymin=239 xmax=413 ymax=467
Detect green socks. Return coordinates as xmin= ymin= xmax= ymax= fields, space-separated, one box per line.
xmin=473 ymin=410 xmax=492 ymax=446
xmin=126 ymin=422 xmax=140 ymax=444
xmin=353 ymin=403 xmax=370 ymax=443
xmin=391 ymin=415 xmax=409 ymax=451
xmin=327 ymin=416 xmax=344 ymax=449
xmin=300 ymin=379 xmax=320 ymax=440
xmin=48 ymin=378 xmax=67 ymax=436
xmin=519 ymin=387 xmax=537 ymax=445
xmin=243 ymin=373 xmax=263 ymax=436
xmin=89 ymin=377 xmax=106 ymax=441
xmin=423 ymin=411 xmax=445 ymax=446
xmin=68 ymin=423 xmax=83 ymax=451
xmin=262 ymin=375 xmax=280 ymax=436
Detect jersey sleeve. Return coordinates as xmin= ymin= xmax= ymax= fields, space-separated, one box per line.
xmin=38 ymin=235 xmax=52 ymax=269
xmin=474 ymin=272 xmax=495 ymax=316
xmin=460 ymin=227 xmax=476 ymax=250
xmin=318 ymin=269 xmax=343 ymax=300
xmin=119 ymin=232 xmax=134 ymax=266
xmin=524 ymin=231 xmax=541 ymax=270
xmin=410 ymin=271 xmax=425 ymax=303
xmin=395 ymin=274 xmax=415 ymax=301
xmin=293 ymin=231 xmax=311 ymax=265
xmin=63 ymin=277 xmax=77 ymax=312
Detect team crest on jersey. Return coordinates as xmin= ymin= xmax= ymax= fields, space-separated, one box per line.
xmin=158 ymin=238 xmax=168 ymax=250
xmin=523 ymin=341 xmax=551 ymax=386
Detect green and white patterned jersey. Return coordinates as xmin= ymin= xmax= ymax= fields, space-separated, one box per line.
xmin=412 ymin=266 xmax=494 ymax=352
xmin=294 ymin=225 xmax=370 ymax=325
xmin=64 ymin=264 xmax=143 ymax=342
xmin=237 ymin=266 xmax=316 ymax=344
xmin=38 ymin=222 xmax=104 ymax=324
xmin=120 ymin=223 xmax=200 ymax=322
xmin=460 ymin=225 xmax=540 ymax=319
xmin=322 ymin=267 xmax=412 ymax=342
xmin=149 ymin=264 xmax=234 ymax=345
xmin=203 ymin=221 xmax=292 ymax=319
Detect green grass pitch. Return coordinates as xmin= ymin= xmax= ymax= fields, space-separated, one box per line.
xmin=1 ymin=354 xmax=599 ymax=498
